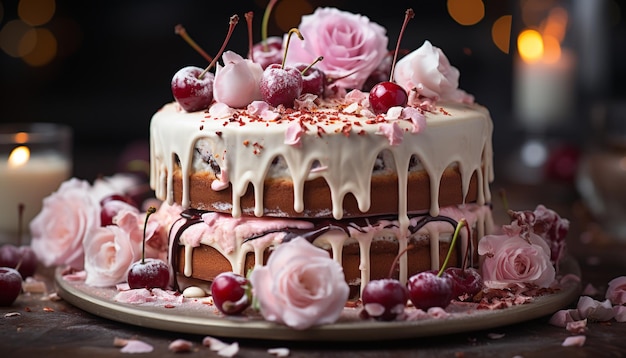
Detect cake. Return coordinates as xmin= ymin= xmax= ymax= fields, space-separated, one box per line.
xmin=22 ymin=6 xmax=574 ymax=332
xmin=149 ymin=7 xmax=496 ymax=298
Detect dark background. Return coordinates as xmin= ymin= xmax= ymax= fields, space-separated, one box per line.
xmin=1 ymin=0 xmax=624 ymax=182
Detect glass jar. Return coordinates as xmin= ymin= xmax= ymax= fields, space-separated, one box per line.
xmin=576 ymin=101 xmax=626 ymax=240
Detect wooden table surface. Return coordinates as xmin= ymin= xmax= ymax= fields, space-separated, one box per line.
xmin=2 ymin=178 xmax=626 ymax=357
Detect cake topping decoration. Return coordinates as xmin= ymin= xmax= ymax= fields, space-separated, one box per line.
xmin=284 ymin=7 xmax=389 ymax=91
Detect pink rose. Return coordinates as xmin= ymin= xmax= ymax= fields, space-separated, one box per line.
xmin=30 ymin=178 xmax=100 ymax=270
xmin=478 ymin=229 xmax=556 ymax=289
xmin=284 ymin=7 xmax=388 ymax=91
xmin=213 ymin=51 xmax=264 ymax=108
xmin=394 ymin=40 xmax=474 ymax=105
xmin=83 ymin=223 xmax=141 ymax=287
xmin=249 ymin=237 xmax=349 ymax=330
xmin=606 ymin=276 xmax=626 ymax=305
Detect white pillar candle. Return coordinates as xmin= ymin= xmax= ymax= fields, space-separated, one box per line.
xmin=0 ymin=123 xmax=72 ymax=244
xmin=0 ymin=149 xmax=71 ymax=242
xmin=514 ymin=49 xmax=575 ymax=132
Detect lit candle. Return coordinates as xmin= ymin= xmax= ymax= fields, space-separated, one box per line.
xmin=0 ymin=124 xmax=72 ymax=243
xmin=513 ymin=7 xmax=575 ymax=132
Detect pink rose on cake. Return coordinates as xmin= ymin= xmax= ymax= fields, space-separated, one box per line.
xmin=394 ymin=40 xmax=474 ymax=107
xmin=249 ymin=237 xmax=349 ymax=330
xmin=30 ymin=178 xmax=99 ymax=270
xmin=283 ymin=7 xmax=388 ymax=91
xmin=478 ymin=226 xmax=556 ymax=289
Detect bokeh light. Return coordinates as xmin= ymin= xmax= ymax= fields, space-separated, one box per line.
xmin=447 ymin=0 xmax=485 ymax=26
xmin=0 ymin=19 xmax=33 ymax=57
xmin=517 ymin=29 xmax=543 ymax=63
xmin=0 ymin=0 xmax=61 ymax=66
xmin=492 ymin=15 xmax=512 ymax=54
xmin=22 ymin=27 xmax=57 ymax=66
xmin=274 ymin=0 xmax=313 ymax=33
xmin=18 ymin=0 xmax=55 ymax=26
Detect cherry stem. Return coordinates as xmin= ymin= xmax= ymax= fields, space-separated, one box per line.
xmin=141 ymin=206 xmax=157 ymax=264
xmin=438 ymin=218 xmax=467 ymax=277
xmin=282 ymin=28 xmax=303 ymax=69
xmin=499 ymin=188 xmax=510 ymax=213
xmin=460 ymin=219 xmax=473 ymax=270
xmin=17 ymin=203 xmax=24 ymax=246
xmin=199 ymin=14 xmax=239 ymax=80
xmin=389 ymin=8 xmax=414 ymax=83
xmin=300 ymin=56 xmax=323 ymax=75
xmin=245 ymin=11 xmax=254 ymax=62
xmin=261 ymin=0 xmax=279 ymax=51
xmin=174 ymin=24 xmax=213 ymax=63
xmin=387 ymin=244 xmax=415 ymax=279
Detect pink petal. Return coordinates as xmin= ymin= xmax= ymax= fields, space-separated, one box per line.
xmin=120 ymin=340 xmax=154 ymax=353
xmin=561 ymin=335 xmax=586 ymax=347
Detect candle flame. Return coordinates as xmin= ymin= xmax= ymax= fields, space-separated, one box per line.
xmin=518 ymin=6 xmax=568 ymax=64
xmin=8 ymin=146 xmax=30 ymax=168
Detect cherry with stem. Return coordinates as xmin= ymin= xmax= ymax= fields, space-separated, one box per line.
xmin=369 ymin=8 xmax=414 ymax=114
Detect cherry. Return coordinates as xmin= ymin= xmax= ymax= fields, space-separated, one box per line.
xmin=445 ymin=266 xmax=483 ymax=299
xmin=210 ymin=272 xmax=251 ymax=315
xmin=0 ymin=267 xmax=22 ymax=306
xmin=100 ymin=194 xmax=136 ymax=227
xmin=361 ymin=278 xmax=408 ymax=321
xmin=251 ymin=37 xmax=283 ymax=70
xmin=171 ymin=15 xmax=239 ymax=112
xmin=0 ymin=245 xmax=35 ymax=278
xmin=171 ymin=66 xmax=215 ymax=113
xmin=295 ymin=57 xmax=325 ymax=97
xmin=259 ymin=28 xmax=304 ymax=107
xmin=0 ymin=204 xmax=38 ymax=278
xmin=247 ymin=0 xmax=282 ymax=69
xmin=127 ymin=207 xmax=170 ymax=289
xmin=367 ymin=9 xmax=414 ymax=114
xmin=369 ymin=82 xmax=408 ymax=114
xmin=407 ymin=269 xmax=454 ymax=310
xmin=544 ymin=143 xmax=580 ymax=183
xmin=127 ymin=258 xmax=170 ymax=290
xmin=260 ymin=64 xmax=302 ymax=107
xmin=407 ymin=217 xmax=469 ymax=310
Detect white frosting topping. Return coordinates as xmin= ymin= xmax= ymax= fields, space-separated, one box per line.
xmin=150 ymin=96 xmax=494 ymax=221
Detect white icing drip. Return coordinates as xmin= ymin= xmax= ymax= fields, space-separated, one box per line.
xmin=174 ymin=204 xmax=493 ymax=294
xmin=150 ymin=100 xmax=494 ymax=220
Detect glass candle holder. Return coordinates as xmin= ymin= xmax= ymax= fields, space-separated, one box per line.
xmin=0 ymin=123 xmax=73 ymax=244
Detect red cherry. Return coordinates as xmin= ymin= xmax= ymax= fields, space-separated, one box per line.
xmin=0 ymin=244 xmax=37 ymax=278
xmin=369 ymin=81 xmax=408 ymax=114
xmin=210 ymin=272 xmax=251 ymax=315
xmin=260 ymin=64 xmax=303 ymax=107
xmin=368 ymin=9 xmax=413 ymax=114
xmin=295 ymin=62 xmax=326 ymax=97
xmin=171 ymin=66 xmax=215 ymax=112
xmin=544 ymin=144 xmax=580 ymax=183
xmin=407 ymin=270 xmax=454 ymax=310
xmin=0 ymin=267 xmax=22 ymax=306
xmin=361 ymin=278 xmax=408 ymax=321
xmin=127 ymin=258 xmax=170 ymax=289
xmin=251 ymin=36 xmax=283 ymax=69
xmin=445 ymin=266 xmax=483 ymax=299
